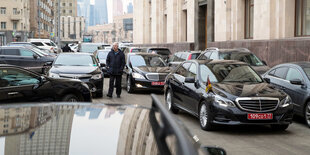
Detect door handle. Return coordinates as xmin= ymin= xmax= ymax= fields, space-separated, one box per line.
xmin=8 ymin=92 xmax=19 ymax=96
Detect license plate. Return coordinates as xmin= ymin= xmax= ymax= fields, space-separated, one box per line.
xmin=247 ymin=113 xmax=273 ymax=120
xmin=151 ymin=82 xmax=165 ymax=86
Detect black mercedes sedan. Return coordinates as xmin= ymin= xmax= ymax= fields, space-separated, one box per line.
xmin=122 ymin=53 xmax=171 ymax=93
xmin=0 ymin=95 xmax=226 ymax=155
xmin=0 ymin=65 xmax=91 ymax=102
xmin=48 ymin=53 xmax=104 ymax=97
xmin=164 ymin=60 xmax=294 ymax=131
xmin=262 ymin=62 xmax=310 ymax=128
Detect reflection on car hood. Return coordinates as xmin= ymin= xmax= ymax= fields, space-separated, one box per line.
xmin=0 ymin=103 xmax=165 ymax=155
xmin=50 ymin=66 xmax=100 ymax=74
xmin=213 ymin=82 xmax=286 ymax=99
xmin=252 ymin=65 xmax=270 ymax=75
xmin=133 ymin=66 xmax=171 ymax=74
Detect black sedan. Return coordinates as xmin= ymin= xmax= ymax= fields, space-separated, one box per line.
xmin=0 ymin=65 xmax=91 ymax=102
xmin=164 ymin=60 xmax=294 ymax=131
xmin=0 ymin=95 xmax=226 ymax=155
xmin=94 ymin=49 xmax=110 ymax=75
xmin=262 ymin=62 xmax=310 ymax=128
xmin=122 ymin=53 xmax=171 ymax=93
xmin=48 ymin=53 xmax=104 ymax=97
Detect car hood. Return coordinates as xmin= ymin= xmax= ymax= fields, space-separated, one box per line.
xmin=99 ymin=59 xmax=106 ymax=64
xmin=50 ymin=65 xmax=100 ymax=74
xmin=252 ymin=65 xmax=270 ymax=75
xmin=133 ymin=66 xmax=171 ymax=74
xmin=212 ymin=82 xmax=287 ymax=100
xmin=0 ymin=103 xmax=163 ymax=155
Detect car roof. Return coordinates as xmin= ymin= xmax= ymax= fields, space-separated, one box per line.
xmin=276 ymin=61 xmax=310 ymax=68
xmin=207 ymin=48 xmax=251 ymax=53
xmin=127 ymin=52 xmax=159 ymax=56
xmin=0 ymin=46 xmax=27 ymax=49
xmin=192 ymin=59 xmax=248 ymax=65
xmin=59 ymin=52 xmax=93 ymax=56
xmin=8 ymin=42 xmax=32 ymax=44
xmin=176 ymin=51 xmax=202 ymax=54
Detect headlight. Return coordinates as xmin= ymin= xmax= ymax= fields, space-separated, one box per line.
xmin=91 ymin=74 xmax=102 ymax=80
xmin=49 ymin=72 xmax=60 ymax=78
xmin=132 ymin=73 xmax=145 ymax=79
xmin=280 ymin=96 xmax=292 ymax=108
xmin=215 ymin=95 xmax=235 ymax=107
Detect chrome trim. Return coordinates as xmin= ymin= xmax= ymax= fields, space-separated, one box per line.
xmin=235 ymin=97 xmax=280 ymax=112
xmin=145 ymin=73 xmax=168 ymax=81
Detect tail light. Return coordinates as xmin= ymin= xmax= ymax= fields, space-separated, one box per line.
xmin=188 ymin=54 xmax=192 ymax=60
xmin=130 ymin=49 xmax=133 ymax=53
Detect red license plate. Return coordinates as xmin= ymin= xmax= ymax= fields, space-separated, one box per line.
xmin=247 ymin=113 xmax=273 ymax=120
xmin=151 ymin=82 xmax=165 ymax=86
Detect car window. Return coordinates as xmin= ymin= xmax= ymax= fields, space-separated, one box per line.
xmin=20 ymin=49 xmax=34 ymax=57
xmin=180 ymin=53 xmax=188 ymax=61
xmin=2 ymin=49 xmax=20 ymax=56
xmin=45 ymin=42 xmax=52 ymax=46
xmin=286 ymin=68 xmax=303 ymax=81
xmin=188 ymin=63 xmax=197 ymax=78
xmin=302 ymin=67 xmax=310 ymax=80
xmin=268 ymin=69 xmax=276 ymax=76
xmin=190 ymin=53 xmax=200 ymax=60
xmin=209 ymin=52 xmax=218 ymax=59
xmin=219 ymin=52 xmax=264 ymax=66
xmin=175 ymin=62 xmax=191 ymax=77
xmin=272 ymin=67 xmax=288 ymax=79
xmin=200 ymin=64 xmax=218 ymax=83
xmin=31 ymin=42 xmax=44 ymax=46
xmin=0 ymin=68 xmax=40 ymax=87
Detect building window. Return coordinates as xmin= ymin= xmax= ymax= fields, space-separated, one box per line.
xmin=0 ymin=7 xmax=6 ymax=14
xmin=63 ymin=10 xmax=66 ymax=14
xmin=13 ymin=8 xmax=18 ymax=15
xmin=70 ymin=10 xmax=72 ymax=13
xmin=296 ymin=0 xmax=310 ymax=36
xmin=63 ymin=3 xmax=65 ymax=6
xmin=1 ymin=22 xmax=6 ymax=30
xmin=245 ymin=0 xmax=254 ymax=39
xmin=70 ymin=3 xmax=72 ymax=6
xmin=13 ymin=22 xmax=17 ymax=30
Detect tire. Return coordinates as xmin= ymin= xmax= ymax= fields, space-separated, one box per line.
xmin=62 ymin=94 xmax=79 ymax=102
xmin=271 ymin=124 xmax=289 ymax=131
xmin=166 ymin=90 xmax=179 ymax=114
xmin=304 ymin=102 xmax=310 ymax=128
xmin=96 ymin=91 xmax=103 ymax=98
xmin=127 ymin=78 xmax=134 ymax=93
xmin=199 ymin=101 xmax=214 ymax=131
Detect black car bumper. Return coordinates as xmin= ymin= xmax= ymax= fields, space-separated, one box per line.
xmin=80 ymin=78 xmax=104 ymax=94
xmin=131 ymin=78 xmax=165 ymax=91
xmin=210 ymin=103 xmax=294 ymax=125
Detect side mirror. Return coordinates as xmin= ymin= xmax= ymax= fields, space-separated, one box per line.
xmin=203 ymin=146 xmax=226 ymax=155
xmin=44 ymin=61 xmax=53 ymax=66
xmin=185 ymin=77 xmax=195 ymax=83
xmin=263 ymin=77 xmax=270 ymax=84
xmin=262 ymin=60 xmax=267 ymax=66
xmin=290 ymin=79 xmax=303 ymax=85
xmin=33 ymin=54 xmax=38 ymax=59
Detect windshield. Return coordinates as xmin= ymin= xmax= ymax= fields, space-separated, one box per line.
xmin=219 ymin=53 xmax=264 ymax=66
xmin=54 ymin=54 xmax=97 ymax=66
xmin=200 ymin=63 xmax=263 ymax=83
xmin=80 ymin=44 xmax=100 ymax=53
xmin=98 ymin=51 xmax=109 ymax=59
xmin=130 ymin=55 xmax=166 ymax=67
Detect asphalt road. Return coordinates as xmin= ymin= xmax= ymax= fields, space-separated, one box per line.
xmin=93 ymin=78 xmax=310 ymax=155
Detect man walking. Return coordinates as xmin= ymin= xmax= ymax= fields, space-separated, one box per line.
xmin=106 ymin=42 xmax=125 ymax=98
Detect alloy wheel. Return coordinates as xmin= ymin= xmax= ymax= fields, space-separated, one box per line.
xmin=166 ymin=91 xmax=172 ymax=110
xmin=306 ymin=102 xmax=310 ymax=127
xmin=200 ymin=104 xmax=208 ymax=127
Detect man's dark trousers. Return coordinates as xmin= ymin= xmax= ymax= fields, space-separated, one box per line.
xmin=108 ymin=75 xmax=122 ymax=96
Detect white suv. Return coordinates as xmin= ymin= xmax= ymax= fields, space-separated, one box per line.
xmin=28 ymin=39 xmax=59 ymax=53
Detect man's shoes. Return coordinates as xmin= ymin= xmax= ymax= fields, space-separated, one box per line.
xmin=106 ymin=94 xmax=112 ymax=98
xmin=117 ymin=95 xmax=121 ymax=98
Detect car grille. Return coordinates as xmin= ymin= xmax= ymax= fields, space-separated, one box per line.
xmin=59 ymin=74 xmax=92 ymax=79
xmin=145 ymin=73 xmax=167 ymax=81
xmin=236 ymin=98 xmax=279 ymax=112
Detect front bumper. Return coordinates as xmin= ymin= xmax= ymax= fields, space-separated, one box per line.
xmin=209 ymin=102 xmax=294 ymax=125
xmin=131 ymin=78 xmax=165 ymax=91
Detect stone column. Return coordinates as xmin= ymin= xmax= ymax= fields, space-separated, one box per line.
xmin=151 ymin=0 xmax=164 ymax=43
xmin=167 ymin=0 xmax=178 ymax=43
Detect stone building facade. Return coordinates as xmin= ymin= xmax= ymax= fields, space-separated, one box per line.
xmin=0 ymin=0 xmax=30 ymax=45
xmin=60 ymin=16 xmax=85 ymax=44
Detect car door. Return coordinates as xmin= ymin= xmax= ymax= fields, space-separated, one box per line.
xmin=282 ymin=67 xmax=307 ymax=113
xmin=182 ymin=63 xmax=201 ymax=112
xmin=169 ymin=62 xmax=191 ymax=106
xmin=19 ymin=48 xmax=43 ymax=72
xmin=0 ymin=67 xmax=42 ymax=102
xmin=122 ymin=55 xmax=130 ymax=87
xmin=265 ymin=67 xmax=289 ymax=90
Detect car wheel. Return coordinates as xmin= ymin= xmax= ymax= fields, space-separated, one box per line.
xmin=62 ymin=94 xmax=79 ymax=102
xmin=127 ymin=78 xmax=134 ymax=93
xmin=199 ymin=101 xmax=214 ymax=131
xmin=270 ymin=124 xmax=289 ymax=131
xmin=96 ymin=91 xmax=103 ymax=98
xmin=304 ymin=102 xmax=310 ymax=128
xmin=166 ymin=90 xmax=179 ymax=114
